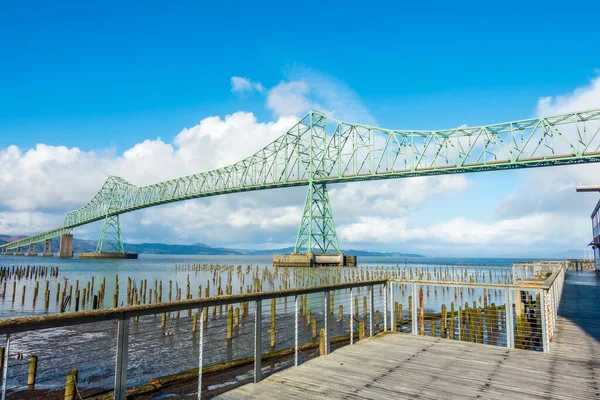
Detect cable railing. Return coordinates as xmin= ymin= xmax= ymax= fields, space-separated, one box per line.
xmin=0 ymin=280 xmax=388 ymax=399
xmin=0 ymin=263 xmax=566 ymax=399
xmin=388 ymin=261 xmax=566 ymax=352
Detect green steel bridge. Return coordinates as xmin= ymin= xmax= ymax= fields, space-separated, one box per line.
xmin=2 ymin=108 xmax=600 ymax=255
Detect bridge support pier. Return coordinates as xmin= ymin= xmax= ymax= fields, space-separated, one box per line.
xmin=58 ymin=234 xmax=74 ymax=258
xmin=274 ymin=181 xmax=356 ymax=267
xmin=79 ymin=215 xmax=138 ymax=259
xmin=42 ymin=239 xmax=53 ymax=256
xmin=27 ymin=243 xmax=37 ymax=256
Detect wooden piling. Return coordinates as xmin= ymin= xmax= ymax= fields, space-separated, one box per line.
xmin=319 ymin=328 xmax=325 ymax=355
xmin=270 ymin=299 xmax=276 ymax=347
xmin=359 ymin=320 xmax=365 ymax=341
xmin=27 ymin=355 xmax=37 ymax=390
xmin=227 ymin=307 xmax=234 ymax=340
xmin=64 ymin=369 xmax=78 ymax=400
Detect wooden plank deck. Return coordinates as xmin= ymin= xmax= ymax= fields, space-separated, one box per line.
xmin=216 ymin=271 xmax=600 ymax=399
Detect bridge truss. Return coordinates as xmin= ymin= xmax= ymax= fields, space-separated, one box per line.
xmin=2 ymin=108 xmax=600 ymax=253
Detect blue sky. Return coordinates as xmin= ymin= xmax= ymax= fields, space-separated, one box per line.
xmin=1 ymin=1 xmax=600 ymax=257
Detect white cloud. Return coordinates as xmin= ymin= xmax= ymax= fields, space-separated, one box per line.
xmin=329 ymin=175 xmax=469 ymax=222
xmin=265 ymin=69 xmax=374 ymax=124
xmin=267 ymin=81 xmax=315 ymax=117
xmin=230 ymin=76 xmax=264 ymax=93
xmin=339 ymin=212 xmax=588 ymax=255
xmin=0 ymin=211 xmax=64 ymax=236
xmin=0 ymin=112 xmax=298 ymax=238
xmin=536 ymin=76 xmax=600 ymax=115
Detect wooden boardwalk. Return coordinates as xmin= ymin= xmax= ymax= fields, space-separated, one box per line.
xmin=216 ymin=271 xmax=600 ymax=399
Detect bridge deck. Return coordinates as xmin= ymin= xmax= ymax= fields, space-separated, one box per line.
xmin=216 ymin=271 xmax=600 ymax=399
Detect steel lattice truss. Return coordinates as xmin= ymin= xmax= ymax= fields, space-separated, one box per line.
xmin=294 ymin=182 xmax=340 ymax=254
xmin=3 ymin=108 xmax=600 ymax=251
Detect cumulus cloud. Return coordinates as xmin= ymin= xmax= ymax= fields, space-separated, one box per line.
xmin=329 ymin=175 xmax=469 ymax=222
xmin=230 ymin=76 xmax=264 ymax=93
xmin=265 ymin=69 xmax=375 ymax=124
xmin=339 ymin=212 xmax=588 ymax=255
xmin=0 ymin=112 xmax=298 ymax=237
xmin=536 ymin=76 xmax=600 ymax=115
xmin=267 ymin=81 xmax=315 ymax=117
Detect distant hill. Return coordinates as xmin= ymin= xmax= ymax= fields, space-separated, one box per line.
xmin=0 ymin=234 xmax=422 ymax=257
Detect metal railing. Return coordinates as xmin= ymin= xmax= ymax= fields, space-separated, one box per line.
xmin=0 ymin=279 xmax=387 ymax=399
xmin=388 ymin=262 xmax=566 ymax=353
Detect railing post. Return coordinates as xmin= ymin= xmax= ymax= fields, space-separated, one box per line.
xmin=411 ymin=283 xmax=418 ymax=335
xmin=383 ymin=282 xmax=388 ymax=332
xmin=114 ymin=317 xmax=129 ymax=400
xmin=505 ymin=288 xmax=514 ymax=349
xmin=350 ymin=287 xmax=354 ymax=345
xmin=540 ymin=289 xmax=549 ymax=353
xmin=254 ymin=299 xmax=262 ymax=383
xmin=324 ymin=290 xmax=330 ymax=354
xmin=294 ymin=295 xmax=299 ymax=366
xmin=458 ymin=303 xmax=462 ymax=341
xmin=390 ymin=282 xmax=395 ymax=332
xmin=197 ymin=307 xmax=204 ymax=399
xmin=1 ymin=334 xmax=10 ymax=400
xmin=369 ymin=284 xmax=374 ymax=337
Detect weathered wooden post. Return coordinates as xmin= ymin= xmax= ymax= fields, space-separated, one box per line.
xmin=359 ymin=320 xmax=365 ymax=340
xmin=398 ymin=303 xmax=403 ymax=329
xmin=319 ymin=328 xmax=326 ymax=355
xmin=64 ymin=369 xmax=78 ymax=400
xmin=27 ymin=355 xmax=37 ymax=390
xmin=227 ymin=307 xmax=234 ymax=340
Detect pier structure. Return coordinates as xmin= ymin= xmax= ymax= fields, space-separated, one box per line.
xmin=221 ymin=266 xmax=599 ymax=399
xmin=0 ymin=261 xmax=591 ymax=399
xmin=1 ymin=109 xmax=600 ymax=260
xmin=273 ymin=253 xmax=356 ymax=267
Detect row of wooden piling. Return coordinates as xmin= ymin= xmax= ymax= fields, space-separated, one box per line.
xmin=0 ymin=265 xmax=59 ymax=281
